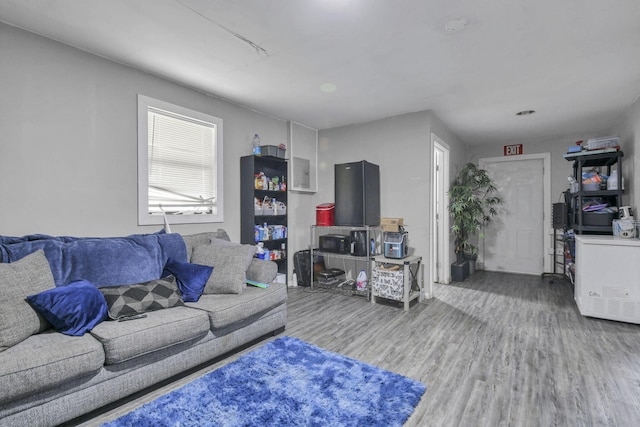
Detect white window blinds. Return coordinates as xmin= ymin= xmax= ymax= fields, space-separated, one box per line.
xmin=147 ymin=108 xmax=217 ymax=215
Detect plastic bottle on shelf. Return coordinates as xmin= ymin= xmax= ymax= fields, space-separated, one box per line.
xmin=356 ymin=269 xmax=368 ymax=291
xmin=607 ymin=169 xmax=623 ymax=190
xmin=252 ymin=134 xmax=261 ymax=155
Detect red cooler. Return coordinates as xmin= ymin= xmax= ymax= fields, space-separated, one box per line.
xmin=316 ymin=203 xmax=335 ymax=226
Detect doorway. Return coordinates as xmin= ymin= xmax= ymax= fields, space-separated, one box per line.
xmin=431 ymin=134 xmax=450 ymax=286
xmin=479 ymin=154 xmax=551 ymax=275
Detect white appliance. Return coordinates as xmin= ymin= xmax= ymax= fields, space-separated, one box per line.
xmin=575 ymin=235 xmax=640 ymax=324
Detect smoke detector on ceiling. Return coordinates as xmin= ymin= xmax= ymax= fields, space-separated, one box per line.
xmin=444 ymin=18 xmax=469 ymax=32
xmin=320 ymin=83 xmax=337 ymax=93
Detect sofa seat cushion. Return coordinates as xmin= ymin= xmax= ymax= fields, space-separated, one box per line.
xmin=186 ymin=282 xmax=287 ymax=330
xmin=89 ymin=306 xmax=210 ymax=365
xmin=0 ymin=330 xmax=105 ymax=403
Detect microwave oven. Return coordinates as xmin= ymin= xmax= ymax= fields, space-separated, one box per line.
xmin=319 ymin=234 xmax=351 ymax=254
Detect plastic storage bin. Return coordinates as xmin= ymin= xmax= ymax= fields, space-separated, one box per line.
xmin=585 ymin=136 xmax=620 ymax=151
xmin=262 ymin=205 xmax=275 ymax=215
xmin=612 ymin=219 xmax=639 ymax=238
xmin=583 ymin=212 xmax=615 ymax=226
xmin=372 ymin=266 xmax=404 ymax=301
xmin=582 ymin=182 xmax=600 ymax=191
xmin=261 ymin=145 xmax=286 ymax=158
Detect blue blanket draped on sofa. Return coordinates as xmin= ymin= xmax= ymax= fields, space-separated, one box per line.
xmin=0 ymin=233 xmax=187 ymax=287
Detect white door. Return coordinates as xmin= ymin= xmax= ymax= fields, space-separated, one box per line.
xmin=432 ymin=135 xmax=450 ymax=285
xmin=479 ymin=157 xmax=545 ymax=275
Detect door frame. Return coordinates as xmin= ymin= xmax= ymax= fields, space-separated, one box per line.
xmin=479 ymin=153 xmax=551 ymax=274
xmin=431 ymin=133 xmax=450 ymax=287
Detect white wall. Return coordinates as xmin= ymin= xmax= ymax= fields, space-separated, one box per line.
xmin=10 ymin=21 xmax=635 ymax=283
xmin=466 ymin=126 xmax=640 ymax=271
xmin=429 ymin=113 xmax=467 ymax=182
xmin=0 ymin=23 xmax=468 ymax=286
xmin=285 ymin=111 xmax=466 ymax=281
xmin=616 ymin=96 xmax=639 ymax=214
xmin=0 ymin=23 xmax=288 ymax=240
xmin=469 ymin=130 xmax=633 ymax=211
xmin=468 ymin=135 xmax=580 ymax=204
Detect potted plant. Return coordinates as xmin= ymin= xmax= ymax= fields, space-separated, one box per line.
xmin=448 ymin=162 xmax=502 ymax=281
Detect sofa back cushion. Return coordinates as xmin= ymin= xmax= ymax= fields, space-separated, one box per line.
xmin=191 ymin=244 xmax=256 ymax=294
xmin=0 ymin=250 xmax=55 ymax=352
xmin=0 ymin=233 xmax=188 ymax=287
xmin=182 ymin=229 xmax=231 ymax=260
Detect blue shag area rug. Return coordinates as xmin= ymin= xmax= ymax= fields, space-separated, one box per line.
xmin=102 ymin=336 xmax=426 ymax=427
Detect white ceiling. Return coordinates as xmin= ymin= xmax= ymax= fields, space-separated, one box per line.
xmin=2 ymin=0 xmax=640 ymax=145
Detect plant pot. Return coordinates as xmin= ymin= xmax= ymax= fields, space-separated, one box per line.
xmin=463 ymin=253 xmax=477 ymax=275
xmin=451 ymin=260 xmax=469 ymax=282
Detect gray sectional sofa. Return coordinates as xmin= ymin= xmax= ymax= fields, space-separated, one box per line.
xmin=0 ymin=230 xmax=287 ymax=426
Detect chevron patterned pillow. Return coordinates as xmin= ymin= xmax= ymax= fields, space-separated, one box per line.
xmin=99 ymin=275 xmax=184 ymax=320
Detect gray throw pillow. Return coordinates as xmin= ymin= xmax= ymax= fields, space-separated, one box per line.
xmin=0 ymin=250 xmax=55 ymax=352
xmin=99 ymin=275 xmax=184 ymax=320
xmin=191 ymin=244 xmax=257 ymax=294
xmin=209 ymin=238 xmax=256 ymax=269
xmin=182 ymin=230 xmax=231 ymax=259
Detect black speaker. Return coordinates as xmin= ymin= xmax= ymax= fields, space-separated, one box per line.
xmin=334 ymin=160 xmax=380 ymax=226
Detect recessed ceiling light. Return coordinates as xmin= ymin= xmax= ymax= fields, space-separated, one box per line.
xmin=444 ymin=17 xmax=469 ymax=32
xmin=320 ymin=83 xmax=337 ymax=93
xmin=516 ymin=110 xmax=536 ymax=116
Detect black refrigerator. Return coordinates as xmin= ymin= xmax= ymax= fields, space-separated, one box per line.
xmin=334 ymin=160 xmax=380 ymax=226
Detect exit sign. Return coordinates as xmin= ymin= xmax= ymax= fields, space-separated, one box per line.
xmin=504 ymin=144 xmax=523 ymax=156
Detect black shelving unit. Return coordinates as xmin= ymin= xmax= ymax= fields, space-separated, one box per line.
xmin=564 ymin=150 xmax=623 ymax=235
xmin=240 ymin=155 xmax=288 ymax=282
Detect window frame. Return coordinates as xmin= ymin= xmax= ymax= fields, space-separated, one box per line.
xmin=137 ymin=94 xmax=224 ymax=226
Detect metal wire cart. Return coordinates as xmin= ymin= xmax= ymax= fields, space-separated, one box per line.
xmin=543 ymin=201 xmax=573 ymax=283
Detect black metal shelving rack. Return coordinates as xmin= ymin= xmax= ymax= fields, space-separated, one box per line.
xmin=240 ymin=155 xmax=288 ymax=282
xmin=561 ymin=150 xmax=624 ymax=284
xmin=564 ymin=150 xmax=624 ymax=235
xmin=545 ymin=203 xmax=567 ymax=276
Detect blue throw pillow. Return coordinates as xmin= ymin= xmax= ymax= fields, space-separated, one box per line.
xmin=26 ymin=280 xmax=108 ymax=336
xmin=162 ymin=258 xmax=213 ymax=302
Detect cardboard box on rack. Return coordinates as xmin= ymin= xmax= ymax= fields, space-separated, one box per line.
xmin=381 ymin=217 xmax=404 ymax=232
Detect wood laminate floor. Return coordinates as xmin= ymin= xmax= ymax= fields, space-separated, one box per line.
xmin=79 ymin=271 xmax=640 ymax=426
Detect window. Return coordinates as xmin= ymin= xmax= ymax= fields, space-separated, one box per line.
xmin=138 ymin=95 xmax=223 ymax=225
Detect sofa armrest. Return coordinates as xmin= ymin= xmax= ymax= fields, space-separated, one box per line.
xmin=246 ymin=259 xmax=278 ymax=284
